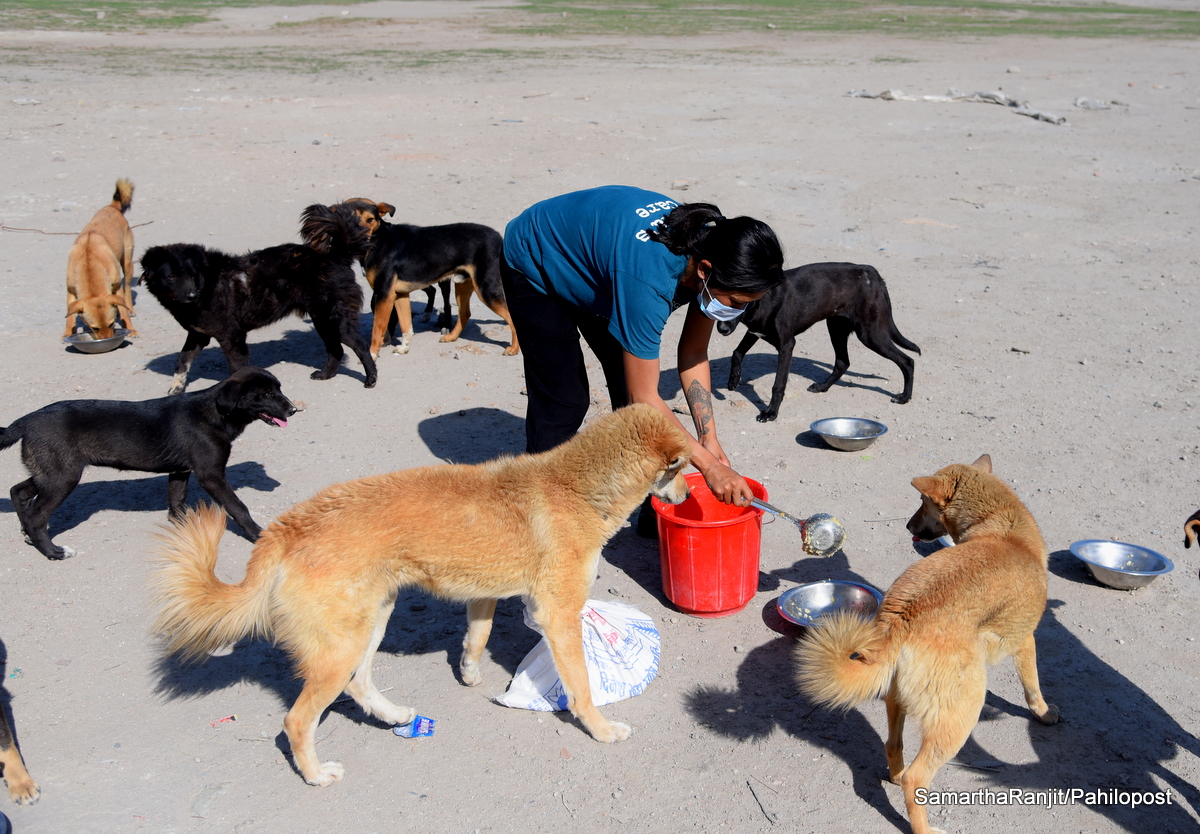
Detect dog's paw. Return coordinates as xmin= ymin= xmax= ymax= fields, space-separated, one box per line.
xmin=7 ymin=776 xmax=40 ymax=805
xmin=167 ymin=380 xmax=187 ymax=396
xmin=310 ymin=369 xmax=335 ymax=381
xmin=891 ymin=393 xmax=912 ymax=404
xmin=1034 ymin=703 xmax=1060 ymax=725
xmin=502 ymin=345 xmax=520 ymax=356
xmin=592 ymin=721 xmax=632 ymax=744
xmin=726 ymin=376 xmax=741 ymax=390
xmin=46 ymin=543 xmax=76 ymax=560
xmin=807 ymin=382 xmax=832 ymax=394
xmin=459 ymin=660 xmax=483 ymax=687
xmin=305 ymin=761 xmax=345 ymax=787
xmin=392 ymin=344 xmax=409 ymax=355
xmin=755 ymin=411 xmax=778 ymax=423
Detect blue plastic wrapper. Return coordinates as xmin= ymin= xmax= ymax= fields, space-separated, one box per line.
xmin=393 ymin=715 xmax=435 ymax=738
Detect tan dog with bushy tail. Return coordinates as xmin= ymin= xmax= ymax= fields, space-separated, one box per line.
xmin=151 ymin=404 xmax=691 ymax=787
xmin=64 ymin=179 xmax=137 ymax=339
xmin=795 ymin=455 xmax=1059 ymax=834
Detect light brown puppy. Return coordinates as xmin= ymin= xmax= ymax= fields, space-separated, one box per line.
xmin=795 ymin=455 xmax=1058 ymax=834
xmin=151 ymin=404 xmax=690 ymax=787
xmin=0 ymin=694 xmax=38 ymax=804
xmin=64 ymin=179 xmax=137 ymax=339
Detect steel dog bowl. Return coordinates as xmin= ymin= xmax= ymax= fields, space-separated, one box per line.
xmin=64 ymin=328 xmax=129 ymax=354
xmin=810 ymin=417 xmax=888 ymax=452
xmin=777 ymin=580 xmax=884 ymax=628
xmin=1069 ymin=540 xmax=1173 ymax=590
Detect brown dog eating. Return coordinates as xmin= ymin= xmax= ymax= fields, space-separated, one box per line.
xmin=64 ymin=178 xmax=136 ymax=339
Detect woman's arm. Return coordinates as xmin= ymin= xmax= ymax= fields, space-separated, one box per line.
xmin=622 ymin=305 xmax=755 ymax=505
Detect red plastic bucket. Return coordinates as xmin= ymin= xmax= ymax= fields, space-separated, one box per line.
xmin=651 ymin=472 xmax=768 ymax=618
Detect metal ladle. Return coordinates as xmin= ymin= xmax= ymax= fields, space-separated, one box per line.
xmin=750 ymin=498 xmax=847 ymax=557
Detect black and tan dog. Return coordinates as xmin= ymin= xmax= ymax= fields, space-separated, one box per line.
xmin=151 ymin=404 xmax=689 ymax=787
xmin=1184 ymin=509 xmax=1200 ymax=550
xmin=64 ymin=178 xmax=137 ymax=339
xmin=719 ymin=262 xmax=920 ymax=421
xmin=336 ymin=198 xmax=519 ymax=359
xmin=140 ymin=203 xmax=377 ymax=394
xmin=1 ymin=656 xmax=38 ymax=805
xmin=0 ymin=367 xmax=295 ymax=560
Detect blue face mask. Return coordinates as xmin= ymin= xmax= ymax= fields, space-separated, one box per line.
xmin=699 ymin=277 xmax=745 ymax=322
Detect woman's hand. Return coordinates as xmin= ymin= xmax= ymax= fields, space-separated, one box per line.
xmin=702 ymin=461 xmax=755 ymax=506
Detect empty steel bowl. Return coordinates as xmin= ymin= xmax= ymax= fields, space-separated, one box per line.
xmin=777 ymin=580 xmax=884 ymax=628
xmin=810 ymin=417 xmax=888 ymax=452
xmin=64 ymin=328 xmax=129 ymax=354
xmin=1069 ymin=540 xmax=1173 ymax=590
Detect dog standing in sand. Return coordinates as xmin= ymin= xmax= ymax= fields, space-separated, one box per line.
xmin=64 ymin=178 xmax=137 ymax=339
xmin=795 ymin=454 xmax=1059 ymax=834
xmin=151 ymin=404 xmax=690 ymax=787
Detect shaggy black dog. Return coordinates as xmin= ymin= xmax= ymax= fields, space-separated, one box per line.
xmin=719 ymin=262 xmax=920 ymax=422
xmin=140 ymin=203 xmax=378 ymax=394
xmin=0 ymin=367 xmax=295 ymax=560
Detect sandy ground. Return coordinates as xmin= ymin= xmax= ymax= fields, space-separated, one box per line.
xmin=1 ymin=3 xmax=1199 ymax=833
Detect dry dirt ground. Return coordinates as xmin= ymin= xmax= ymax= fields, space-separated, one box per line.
xmin=1 ymin=3 xmax=1198 ymax=833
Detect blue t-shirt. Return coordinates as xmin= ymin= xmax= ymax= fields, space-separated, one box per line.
xmin=503 ymin=186 xmax=690 ymax=360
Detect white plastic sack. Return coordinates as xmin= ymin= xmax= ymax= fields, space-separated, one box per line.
xmin=496 ymin=599 xmax=660 ymax=711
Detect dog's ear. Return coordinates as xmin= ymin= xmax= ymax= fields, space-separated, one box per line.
xmin=213 ymin=377 xmax=243 ymax=415
xmin=66 ymin=299 xmax=86 ymax=315
xmin=970 ymin=454 xmax=992 ymax=473
xmin=911 ymin=475 xmax=951 ymax=506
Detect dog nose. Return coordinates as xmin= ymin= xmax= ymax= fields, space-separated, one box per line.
xmin=185 ymin=290 xmax=197 ymax=300
xmin=286 ymin=401 xmax=298 ymax=416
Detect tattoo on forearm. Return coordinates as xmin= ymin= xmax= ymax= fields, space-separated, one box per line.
xmin=685 ymin=379 xmax=713 ymax=440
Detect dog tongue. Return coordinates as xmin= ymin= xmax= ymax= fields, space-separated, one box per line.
xmin=262 ymin=413 xmax=288 ymax=428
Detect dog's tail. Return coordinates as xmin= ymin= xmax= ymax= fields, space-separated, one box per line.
xmin=300 ymin=203 xmax=370 ymax=263
xmin=879 ymin=281 xmax=920 ymax=355
xmin=794 ymin=610 xmax=899 ymax=710
xmin=0 ymin=424 xmax=21 ymax=452
xmin=150 ymin=504 xmax=280 ymax=662
xmin=112 ymin=179 xmax=134 ymax=214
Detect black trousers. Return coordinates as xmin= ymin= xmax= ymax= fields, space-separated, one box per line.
xmin=500 ymin=259 xmax=631 ymax=454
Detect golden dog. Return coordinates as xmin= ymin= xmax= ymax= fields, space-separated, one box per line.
xmin=151 ymin=404 xmax=690 ymax=786
xmin=64 ymin=178 xmax=137 ymax=339
xmin=795 ymin=455 xmax=1059 ymax=834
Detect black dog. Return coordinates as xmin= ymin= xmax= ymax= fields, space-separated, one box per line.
xmin=140 ymin=204 xmax=378 ymax=395
xmin=719 ymin=262 xmax=920 ymax=422
xmin=0 ymin=367 xmax=295 ymax=560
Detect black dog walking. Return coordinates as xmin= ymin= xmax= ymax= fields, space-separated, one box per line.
xmin=720 ymin=262 xmax=920 ymax=422
xmin=0 ymin=367 xmax=295 ymax=560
